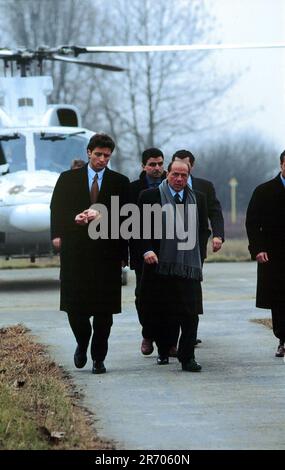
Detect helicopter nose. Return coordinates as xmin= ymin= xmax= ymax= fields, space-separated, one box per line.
xmin=9 ymin=204 xmax=50 ymax=232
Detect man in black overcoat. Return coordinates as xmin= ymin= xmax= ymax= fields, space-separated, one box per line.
xmin=50 ymin=133 xmax=129 ymax=374
xmin=171 ymin=149 xmax=224 ymax=346
xmin=246 ymin=151 xmax=285 ymax=357
xmin=172 ymin=150 xmax=224 ymax=254
xmin=129 ymin=147 xmax=166 ymax=356
xmin=138 ymin=160 xmax=209 ymax=372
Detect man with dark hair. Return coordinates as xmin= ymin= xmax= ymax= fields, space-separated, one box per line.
xmin=138 ymin=160 xmax=209 ymax=371
xmin=129 ymin=147 xmax=166 ymax=355
xmin=246 ymin=152 xmax=285 ymax=357
xmin=70 ymin=159 xmax=86 ymax=170
xmin=50 ymin=133 xmax=129 ymax=374
xmin=172 ymin=149 xmax=224 ymax=346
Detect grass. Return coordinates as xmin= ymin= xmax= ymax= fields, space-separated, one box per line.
xmin=206 ymin=238 xmax=251 ymax=262
xmin=0 ymin=324 xmax=114 ymax=450
xmin=0 ymin=256 xmax=60 ymax=269
xmin=251 ymin=318 xmax=272 ymax=330
xmin=0 ymin=239 xmax=251 ymax=269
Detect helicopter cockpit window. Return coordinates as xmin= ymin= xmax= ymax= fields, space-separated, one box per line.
xmin=34 ymin=132 xmax=88 ymax=172
xmin=0 ymin=134 xmax=27 ymax=172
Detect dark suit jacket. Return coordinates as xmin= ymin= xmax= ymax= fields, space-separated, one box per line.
xmin=246 ymin=173 xmax=285 ymax=308
xmin=50 ymin=165 xmax=129 ymax=314
xmin=191 ymin=176 xmax=224 ymax=241
xmin=129 ymin=171 xmax=166 ymax=269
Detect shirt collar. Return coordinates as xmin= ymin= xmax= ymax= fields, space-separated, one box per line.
xmin=280 ymin=173 xmax=285 ymax=187
xmin=145 ymin=174 xmax=162 ymax=187
xmin=168 ymin=183 xmax=184 ymax=200
xmin=88 ymin=165 xmax=105 ymax=180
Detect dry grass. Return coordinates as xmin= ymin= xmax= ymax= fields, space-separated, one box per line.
xmin=206 ymin=238 xmax=250 ymax=262
xmin=0 ymin=257 xmax=60 ymax=269
xmin=251 ymin=318 xmax=272 ymax=330
xmin=0 ymin=240 xmax=251 ymax=269
xmin=0 ymin=324 xmax=114 ymax=450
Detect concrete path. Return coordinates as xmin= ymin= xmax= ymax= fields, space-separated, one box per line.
xmin=0 ymin=263 xmax=285 ymax=450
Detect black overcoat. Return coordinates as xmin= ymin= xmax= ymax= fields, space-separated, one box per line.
xmin=129 ymin=171 xmax=166 ymax=269
xmin=246 ymin=174 xmax=285 ymax=308
xmin=137 ymin=187 xmax=209 ymax=319
xmin=191 ymin=176 xmax=224 ymax=242
xmin=50 ymin=165 xmax=129 ymax=315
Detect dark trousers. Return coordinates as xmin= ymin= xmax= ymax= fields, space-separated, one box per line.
xmin=135 ymin=268 xmax=154 ymax=340
xmin=156 ymin=315 xmax=198 ymax=362
xmin=170 ymin=316 xmax=199 ymax=347
xmin=177 ymin=315 xmax=199 ymax=363
xmin=271 ymin=303 xmax=285 ymax=342
xmin=67 ymin=313 xmax=113 ymax=362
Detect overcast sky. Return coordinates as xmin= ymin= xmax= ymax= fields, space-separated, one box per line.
xmin=208 ymin=0 xmax=285 ymax=147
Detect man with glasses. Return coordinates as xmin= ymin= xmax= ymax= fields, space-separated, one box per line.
xmin=50 ymin=133 xmax=129 ymax=374
xmin=129 ymin=148 xmax=166 ymax=356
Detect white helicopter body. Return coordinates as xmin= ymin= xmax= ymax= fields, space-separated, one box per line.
xmin=0 ymin=75 xmax=93 ymax=259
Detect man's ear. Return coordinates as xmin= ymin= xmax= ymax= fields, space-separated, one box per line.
xmin=87 ymin=150 xmax=91 ymax=159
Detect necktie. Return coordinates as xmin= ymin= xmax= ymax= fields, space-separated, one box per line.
xmin=174 ymin=193 xmax=181 ymax=204
xmin=90 ymin=173 xmax=99 ymax=203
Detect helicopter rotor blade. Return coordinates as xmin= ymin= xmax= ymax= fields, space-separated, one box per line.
xmin=80 ymin=42 xmax=285 ymax=53
xmin=50 ymin=54 xmax=125 ymax=71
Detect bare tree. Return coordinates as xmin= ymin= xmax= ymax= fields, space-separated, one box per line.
xmin=88 ymin=0 xmax=236 ymax=174
xmin=0 ymin=0 xmax=238 ymax=175
xmin=0 ymin=0 xmax=100 ymax=120
xmin=194 ymin=131 xmax=278 ymax=213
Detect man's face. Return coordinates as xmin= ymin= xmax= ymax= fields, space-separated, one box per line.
xmin=167 ymin=161 xmax=189 ymax=192
xmin=88 ymin=146 xmax=112 ymax=171
xmin=281 ymin=158 xmax=285 ymax=178
xmin=174 ymin=156 xmax=193 ymax=173
xmin=143 ymin=156 xmax=164 ymax=178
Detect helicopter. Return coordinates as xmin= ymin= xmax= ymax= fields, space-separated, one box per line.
xmin=0 ymin=45 xmax=126 ymax=262
xmin=0 ymin=42 xmax=284 ymax=262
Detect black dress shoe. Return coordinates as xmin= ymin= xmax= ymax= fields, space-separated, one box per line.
xmin=92 ymin=361 xmax=106 ymax=374
xmin=195 ymin=338 xmax=202 ymax=346
xmin=275 ymin=344 xmax=285 ymax=357
xmin=182 ymin=358 xmax=202 ymax=372
xmin=74 ymin=346 xmax=87 ymax=369
xmin=157 ymin=356 xmax=169 ymax=365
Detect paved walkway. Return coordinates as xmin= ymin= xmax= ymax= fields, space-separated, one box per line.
xmin=0 ymin=263 xmax=285 ymax=450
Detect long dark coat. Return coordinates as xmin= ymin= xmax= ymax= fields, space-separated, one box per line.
xmin=50 ymin=165 xmax=129 ymax=315
xmin=246 ymin=174 xmax=285 ymax=308
xmin=191 ymin=175 xmax=224 ymax=242
xmin=129 ymin=170 xmax=166 ymax=270
xmin=137 ymin=187 xmax=209 ymax=319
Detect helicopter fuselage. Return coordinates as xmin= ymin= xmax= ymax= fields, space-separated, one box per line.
xmin=0 ymin=125 xmax=93 ymax=259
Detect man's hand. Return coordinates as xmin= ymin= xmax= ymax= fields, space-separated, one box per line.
xmin=256 ymin=252 xmax=269 ymax=263
xmin=75 ymin=209 xmax=101 ymax=225
xmin=144 ymin=251 xmax=158 ymax=264
xmin=52 ymin=237 xmax=61 ymax=250
xmin=85 ymin=208 xmax=101 ymax=222
xmin=75 ymin=211 xmax=89 ymax=225
xmin=212 ymin=237 xmax=223 ymax=252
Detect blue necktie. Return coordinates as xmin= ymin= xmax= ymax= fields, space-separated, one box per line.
xmin=174 ymin=193 xmax=181 ymax=204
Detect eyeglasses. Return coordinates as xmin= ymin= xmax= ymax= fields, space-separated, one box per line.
xmin=93 ymin=152 xmax=112 ymax=158
xmin=147 ymin=162 xmax=164 ymax=167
